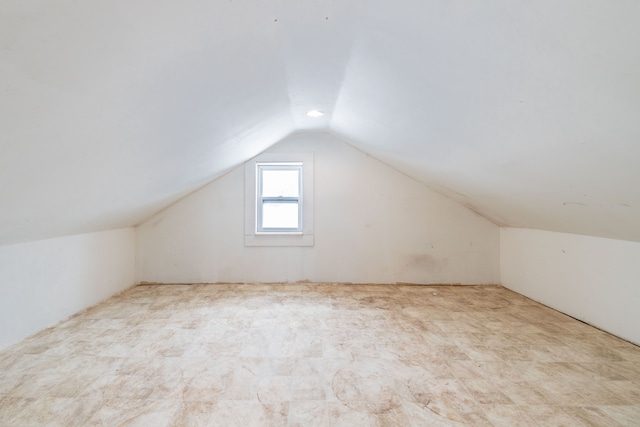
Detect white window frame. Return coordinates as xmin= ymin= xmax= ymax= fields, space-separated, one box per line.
xmin=245 ymin=152 xmax=314 ymax=246
xmin=256 ymin=162 xmax=303 ymax=233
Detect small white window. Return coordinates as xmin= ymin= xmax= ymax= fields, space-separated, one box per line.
xmin=245 ymin=152 xmax=314 ymax=246
xmin=256 ymin=163 xmax=303 ymax=233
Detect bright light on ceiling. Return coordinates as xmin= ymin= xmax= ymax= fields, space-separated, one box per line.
xmin=306 ymin=110 xmax=324 ymax=118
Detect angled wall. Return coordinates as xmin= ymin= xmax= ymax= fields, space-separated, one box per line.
xmin=0 ymin=228 xmax=135 ymax=351
xmin=137 ymin=133 xmax=500 ymax=285
xmin=501 ymin=228 xmax=640 ymax=345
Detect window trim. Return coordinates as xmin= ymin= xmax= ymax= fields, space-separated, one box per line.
xmin=244 ymin=152 xmax=314 ymax=247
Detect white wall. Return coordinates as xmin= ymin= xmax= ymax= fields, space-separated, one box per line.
xmin=501 ymin=227 xmax=640 ymax=345
xmin=137 ymin=133 xmax=500 ymax=285
xmin=0 ymin=228 xmax=136 ymax=351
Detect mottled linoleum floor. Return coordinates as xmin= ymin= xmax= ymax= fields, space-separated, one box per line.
xmin=0 ymin=284 xmax=639 ymax=426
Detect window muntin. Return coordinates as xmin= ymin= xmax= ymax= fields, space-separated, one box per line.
xmin=256 ymin=163 xmax=303 ymax=233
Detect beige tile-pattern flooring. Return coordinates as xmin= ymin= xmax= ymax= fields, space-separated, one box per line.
xmin=1 ymin=284 xmax=639 ymax=426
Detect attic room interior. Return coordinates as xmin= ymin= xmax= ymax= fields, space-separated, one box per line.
xmin=1 ymin=0 xmax=639 ymax=425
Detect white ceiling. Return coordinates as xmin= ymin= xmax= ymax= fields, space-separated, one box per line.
xmin=2 ymin=0 xmax=640 ymax=245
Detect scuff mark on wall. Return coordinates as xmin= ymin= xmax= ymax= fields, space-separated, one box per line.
xmin=402 ymin=254 xmax=450 ymax=273
xmin=147 ymin=215 xmax=165 ymax=229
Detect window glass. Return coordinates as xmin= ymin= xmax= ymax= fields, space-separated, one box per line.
xmin=262 ymin=201 xmax=299 ymax=229
xmin=261 ymin=169 xmax=299 ymax=197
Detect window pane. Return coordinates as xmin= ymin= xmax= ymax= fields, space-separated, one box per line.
xmin=262 ymin=202 xmax=299 ymax=229
xmin=261 ymin=169 xmax=299 ymax=197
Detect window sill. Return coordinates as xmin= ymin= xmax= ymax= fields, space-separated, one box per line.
xmin=255 ymin=231 xmax=303 ymax=236
xmin=244 ymin=233 xmax=314 ymax=247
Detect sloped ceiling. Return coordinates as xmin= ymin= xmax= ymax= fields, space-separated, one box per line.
xmin=1 ymin=0 xmax=639 ymax=245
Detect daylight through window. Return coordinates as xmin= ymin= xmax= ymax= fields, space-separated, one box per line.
xmin=256 ymin=163 xmax=303 ymax=233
